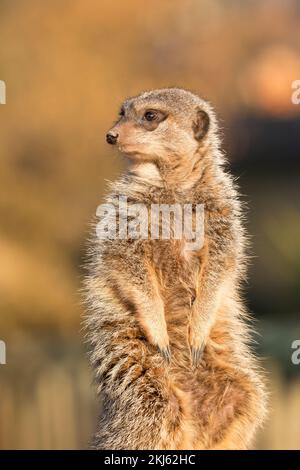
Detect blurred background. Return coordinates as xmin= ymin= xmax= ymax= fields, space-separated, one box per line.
xmin=0 ymin=0 xmax=300 ymax=449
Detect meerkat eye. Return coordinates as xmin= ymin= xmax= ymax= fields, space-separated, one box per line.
xmin=119 ymin=108 xmax=125 ymax=117
xmin=141 ymin=109 xmax=167 ymax=130
xmin=143 ymin=110 xmax=157 ymax=121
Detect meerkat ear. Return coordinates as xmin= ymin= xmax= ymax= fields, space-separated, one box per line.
xmin=193 ymin=108 xmax=210 ymax=141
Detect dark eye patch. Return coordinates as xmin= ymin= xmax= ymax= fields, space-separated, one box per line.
xmin=142 ymin=109 xmax=167 ymax=130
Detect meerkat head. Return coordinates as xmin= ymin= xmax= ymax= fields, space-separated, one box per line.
xmin=106 ymin=88 xmax=217 ymax=167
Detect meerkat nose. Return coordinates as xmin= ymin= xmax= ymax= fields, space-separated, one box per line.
xmin=106 ymin=132 xmax=118 ymax=145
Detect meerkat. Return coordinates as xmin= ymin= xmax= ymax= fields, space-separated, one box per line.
xmin=84 ymin=88 xmax=267 ymax=450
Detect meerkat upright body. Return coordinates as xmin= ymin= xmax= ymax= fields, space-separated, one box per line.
xmin=84 ymin=88 xmax=266 ymax=450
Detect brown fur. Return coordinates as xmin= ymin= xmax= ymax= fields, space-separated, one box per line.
xmin=84 ymin=88 xmax=267 ymax=449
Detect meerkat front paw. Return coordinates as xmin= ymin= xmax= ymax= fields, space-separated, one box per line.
xmin=157 ymin=343 xmax=172 ymax=364
xmin=137 ymin=306 xmax=171 ymax=363
xmin=144 ymin=328 xmax=172 ymax=364
xmin=188 ymin=329 xmax=206 ymax=368
xmin=190 ymin=344 xmax=205 ymax=368
xmin=157 ymin=345 xmax=171 ymax=364
xmin=152 ymin=329 xmax=171 ymax=363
